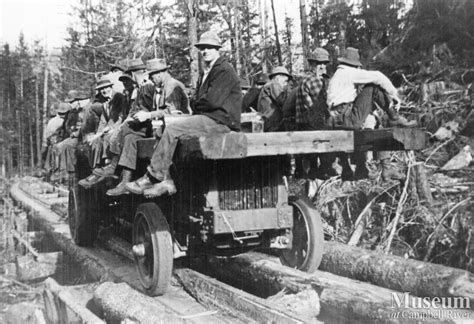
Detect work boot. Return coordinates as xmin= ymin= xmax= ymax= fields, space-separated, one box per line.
xmin=125 ymin=174 xmax=155 ymax=195
xmin=78 ymin=173 xmax=105 ymax=188
xmin=381 ymin=158 xmax=405 ymax=181
xmin=93 ymin=155 xmax=119 ymax=178
xmin=388 ymin=116 xmax=418 ymax=128
xmin=143 ymin=179 xmax=177 ymax=199
xmin=106 ymin=169 xmax=133 ymax=196
xmin=339 ymin=154 xmax=354 ymax=181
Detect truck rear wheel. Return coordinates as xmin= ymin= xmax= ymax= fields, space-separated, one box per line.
xmin=280 ymin=197 xmax=324 ymax=272
xmin=68 ymin=185 xmax=99 ymax=246
xmin=133 ymin=203 xmax=173 ymax=296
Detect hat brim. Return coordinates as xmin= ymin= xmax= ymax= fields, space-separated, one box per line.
xmin=308 ymin=58 xmax=330 ymax=63
xmin=126 ymin=64 xmax=146 ymax=73
xmin=95 ymin=83 xmax=114 ymax=91
xmin=194 ymin=42 xmax=222 ymax=49
xmin=109 ymin=64 xmax=125 ymax=72
xmin=119 ymin=75 xmax=135 ymax=82
xmin=269 ymin=72 xmax=293 ymax=80
xmin=148 ymin=66 xmax=170 ymax=76
xmin=338 ymin=57 xmax=362 ymax=67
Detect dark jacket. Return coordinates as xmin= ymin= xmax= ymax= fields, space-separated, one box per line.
xmin=159 ymin=77 xmax=189 ymax=114
xmin=257 ymin=80 xmax=288 ymax=132
xmin=192 ymin=56 xmax=242 ymax=131
xmin=242 ymin=86 xmax=261 ymax=113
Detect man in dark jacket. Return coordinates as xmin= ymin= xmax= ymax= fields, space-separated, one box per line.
xmin=125 ymin=30 xmax=242 ymax=197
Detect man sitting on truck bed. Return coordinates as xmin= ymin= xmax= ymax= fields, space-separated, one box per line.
xmin=326 ymin=47 xmax=417 ymax=181
xmin=124 ymin=30 xmax=242 ymax=197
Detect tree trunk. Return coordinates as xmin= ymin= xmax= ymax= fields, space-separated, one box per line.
xmin=19 ymin=68 xmax=24 ymax=176
xmin=186 ymin=0 xmax=199 ymax=89
xmin=42 ymin=65 xmax=49 ymax=157
xmin=259 ymin=0 xmax=269 ymax=73
xmin=28 ymin=94 xmax=34 ymax=169
xmin=35 ymin=75 xmax=41 ymax=167
xmin=299 ymin=0 xmax=308 ymax=70
xmin=234 ymin=0 xmax=242 ymax=76
xmin=270 ymin=0 xmax=282 ymax=65
xmin=193 ymin=252 xmax=438 ymax=322
xmin=320 ymin=241 xmax=474 ymax=304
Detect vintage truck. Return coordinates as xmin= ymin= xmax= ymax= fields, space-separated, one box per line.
xmin=68 ymin=118 xmax=426 ymax=296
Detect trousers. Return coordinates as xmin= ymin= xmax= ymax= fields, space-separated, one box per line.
xmin=147 ymin=115 xmax=230 ymax=180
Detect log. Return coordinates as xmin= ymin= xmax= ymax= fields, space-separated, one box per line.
xmin=320 ymin=241 xmax=474 ymax=306
xmin=93 ymin=282 xmax=183 ymax=323
xmin=193 ymin=252 xmax=440 ymax=323
xmin=43 ymin=278 xmax=104 ymax=324
xmin=16 ymin=252 xmax=63 ymax=282
xmin=175 ymin=268 xmax=317 ymax=323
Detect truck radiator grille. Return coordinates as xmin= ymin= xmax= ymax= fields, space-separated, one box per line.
xmin=216 ymin=158 xmax=279 ymax=210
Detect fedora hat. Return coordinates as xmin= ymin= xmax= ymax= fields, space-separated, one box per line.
xmin=74 ymin=91 xmax=90 ymax=101
xmin=308 ymin=47 xmax=330 ymax=63
xmin=255 ymin=72 xmax=269 ymax=85
xmin=65 ymin=90 xmax=79 ymax=103
xmin=118 ymin=72 xmax=135 ymax=83
xmin=338 ymin=47 xmax=362 ymax=67
xmin=269 ymin=66 xmax=292 ymax=80
xmin=125 ymin=58 xmax=146 ymax=72
xmin=95 ymin=77 xmax=113 ymax=91
xmin=109 ymin=58 xmax=129 ymax=72
xmin=57 ymin=102 xmax=72 ymax=114
xmin=195 ymin=31 xmax=222 ymax=49
xmin=146 ymin=58 xmax=170 ymax=75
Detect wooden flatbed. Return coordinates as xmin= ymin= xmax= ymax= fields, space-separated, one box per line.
xmin=136 ymin=128 xmax=426 ymax=160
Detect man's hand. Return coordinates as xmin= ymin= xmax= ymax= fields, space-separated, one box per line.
xmin=134 ymin=111 xmax=152 ymax=122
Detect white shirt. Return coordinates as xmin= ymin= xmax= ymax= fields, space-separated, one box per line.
xmin=202 ymin=56 xmax=219 ymax=85
xmin=327 ymin=65 xmax=399 ymax=107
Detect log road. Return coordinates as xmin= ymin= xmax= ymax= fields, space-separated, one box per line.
xmin=9 ymin=176 xmax=474 ymax=323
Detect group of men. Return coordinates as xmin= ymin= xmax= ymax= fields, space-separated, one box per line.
xmin=247 ymin=46 xmax=417 ymax=181
xmin=43 ymin=30 xmax=417 ymax=200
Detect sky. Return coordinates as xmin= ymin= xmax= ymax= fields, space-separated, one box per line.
xmin=0 ymin=0 xmax=301 ymax=52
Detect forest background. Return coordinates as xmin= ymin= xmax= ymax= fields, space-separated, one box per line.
xmin=1 ymin=0 xmax=473 ymax=269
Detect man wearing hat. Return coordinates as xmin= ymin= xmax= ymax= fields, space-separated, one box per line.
xmin=291 ymin=47 xmax=337 ymax=180
xmin=257 ymin=66 xmax=291 ymax=132
xmin=327 ymin=47 xmax=417 ymax=181
xmin=103 ymin=59 xmax=189 ymax=196
xmin=78 ymin=77 xmax=126 ymax=187
xmin=43 ymin=102 xmax=71 ymax=174
xmin=124 ymin=30 xmax=242 ymax=197
xmin=242 ymin=72 xmax=269 ymax=113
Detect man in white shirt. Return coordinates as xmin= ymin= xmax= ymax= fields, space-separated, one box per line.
xmin=326 ymin=47 xmax=417 ymax=181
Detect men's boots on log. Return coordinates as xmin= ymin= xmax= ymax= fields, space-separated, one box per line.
xmin=93 ymin=154 xmax=119 ymax=178
xmin=106 ymin=169 xmax=133 ymax=196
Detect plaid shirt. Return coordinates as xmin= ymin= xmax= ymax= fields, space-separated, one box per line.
xmin=295 ymin=74 xmax=328 ymax=125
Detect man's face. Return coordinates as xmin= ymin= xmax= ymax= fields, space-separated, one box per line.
xmin=274 ymin=75 xmax=289 ymax=89
xmin=311 ymin=62 xmax=327 ymax=77
xmin=199 ymin=46 xmax=219 ymax=63
xmin=100 ymin=86 xmax=113 ymax=99
xmin=132 ymin=69 xmax=147 ymax=85
xmin=150 ymin=71 xmax=163 ymax=87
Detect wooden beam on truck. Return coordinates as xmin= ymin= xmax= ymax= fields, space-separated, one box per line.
xmin=137 ymin=128 xmax=426 ymax=160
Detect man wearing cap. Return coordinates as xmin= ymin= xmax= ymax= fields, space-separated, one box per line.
xmin=292 ymin=47 xmax=336 ymax=180
xmin=257 ymin=66 xmax=291 ymax=132
xmin=242 ymin=73 xmax=269 ymax=113
xmin=125 ymin=30 xmax=242 ymax=198
xmin=327 ymin=47 xmax=417 ymax=181
xmin=103 ymin=59 xmax=189 ymax=196
xmin=43 ymin=102 xmax=71 ymax=176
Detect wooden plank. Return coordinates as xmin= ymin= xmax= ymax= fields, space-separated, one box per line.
xmin=175 ymin=268 xmax=316 ymax=323
xmin=138 ymin=129 xmax=426 ymax=160
xmin=354 ymin=128 xmax=426 ymax=151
